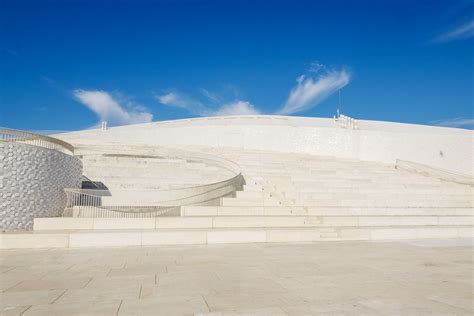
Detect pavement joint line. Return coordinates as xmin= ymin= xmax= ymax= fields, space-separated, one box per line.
xmin=115 ymin=299 xmax=123 ymax=316
xmin=3 ymin=280 xmax=22 ymax=293
xmin=1 ymin=267 xmax=16 ymax=274
xmin=50 ymin=289 xmax=67 ymax=304
xmin=19 ymin=305 xmax=32 ymax=316
xmin=201 ymin=294 xmax=211 ymax=312
xmin=82 ymin=277 xmax=93 ymax=288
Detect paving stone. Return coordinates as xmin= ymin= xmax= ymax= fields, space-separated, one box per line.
xmin=2 ymin=240 xmax=471 ymax=315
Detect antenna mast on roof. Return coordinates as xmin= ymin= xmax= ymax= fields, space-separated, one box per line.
xmin=337 ymin=89 xmax=341 ymax=119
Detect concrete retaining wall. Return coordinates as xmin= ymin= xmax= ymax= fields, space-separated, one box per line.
xmin=0 ymin=142 xmax=82 ymax=230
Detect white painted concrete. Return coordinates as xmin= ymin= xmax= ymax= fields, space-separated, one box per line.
xmin=57 ymin=115 xmax=474 ymax=175
xmin=1 ymin=227 xmax=472 ymax=249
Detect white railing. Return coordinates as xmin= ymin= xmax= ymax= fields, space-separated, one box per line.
xmin=396 ymin=159 xmax=474 ymax=187
xmin=334 ymin=114 xmax=358 ymax=130
xmin=0 ymin=127 xmax=74 ymax=155
xmin=63 ymin=148 xmax=245 ymax=217
xmin=64 ymin=189 xmax=181 ymax=217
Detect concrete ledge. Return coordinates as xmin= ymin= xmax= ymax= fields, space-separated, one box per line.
xmin=266 ymin=229 xmax=322 ymax=242
xmin=142 ymin=231 xmax=207 ymax=245
xmin=33 ymin=215 xmax=474 ymax=231
xmin=69 ymin=231 xmax=142 ymax=248
xmin=1 ymin=226 xmax=472 ymax=249
xmin=93 ymin=218 xmax=155 ymax=230
xmin=155 ymin=217 xmax=212 ymax=229
xmin=207 ymin=230 xmax=266 ymax=244
xmin=183 ymin=206 xmax=474 ymax=216
xmin=0 ymin=233 xmax=69 ymax=249
xmin=34 ymin=217 xmax=94 ymax=230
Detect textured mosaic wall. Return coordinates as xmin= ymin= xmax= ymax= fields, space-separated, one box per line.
xmin=0 ymin=142 xmax=82 ymax=230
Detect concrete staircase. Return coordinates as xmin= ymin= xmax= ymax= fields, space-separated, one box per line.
xmin=1 ymin=147 xmax=472 ymax=249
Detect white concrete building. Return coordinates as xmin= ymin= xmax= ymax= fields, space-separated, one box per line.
xmin=0 ymin=115 xmax=473 ymax=248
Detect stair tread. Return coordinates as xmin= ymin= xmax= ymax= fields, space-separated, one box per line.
xmin=25 ymin=225 xmax=474 ymax=234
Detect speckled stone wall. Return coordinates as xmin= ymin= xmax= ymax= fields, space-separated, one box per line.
xmin=0 ymin=142 xmax=82 ymax=231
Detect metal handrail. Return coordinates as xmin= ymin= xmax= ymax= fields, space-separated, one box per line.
xmin=63 ymin=144 xmax=245 ymax=217
xmin=0 ymin=127 xmax=74 ymax=155
xmin=64 ymin=189 xmax=181 ymax=218
xmin=395 ymin=159 xmax=474 ymax=187
xmin=64 ymin=172 xmax=244 ymax=216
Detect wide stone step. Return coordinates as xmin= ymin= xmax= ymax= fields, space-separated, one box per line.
xmin=221 ymin=197 xmax=285 ymax=207
xmin=222 ymin=197 xmax=473 ymax=208
xmin=81 ymin=156 xmax=198 ymax=163
xmin=298 ymin=199 xmax=473 ymax=208
xmin=282 ymin=187 xmax=474 ymax=194
xmin=33 ymin=215 xmax=474 ymax=231
xmin=84 ymin=174 xmax=229 ymax=182
xmin=87 ymin=174 xmax=226 ymax=181
xmin=89 ymin=177 xmax=225 ymax=187
xmin=242 ymin=185 xmax=264 ymax=192
xmin=298 ymin=193 xmax=474 ymax=200
xmin=81 ymin=157 xmax=189 ymax=164
xmin=291 ymin=178 xmax=443 ymax=185
xmin=2 ymin=226 xmax=472 ymax=249
xmin=82 ymin=164 xmax=222 ymax=172
xmin=84 ymin=161 xmax=211 ymax=169
xmin=99 ymin=183 xmax=215 ymax=190
xmin=182 ymin=206 xmax=474 ymax=216
xmin=293 ymin=182 xmax=462 ymax=190
xmin=239 ymin=191 xmax=473 ymax=201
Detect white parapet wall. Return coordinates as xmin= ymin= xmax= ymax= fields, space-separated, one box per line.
xmin=0 ymin=142 xmax=83 ymax=230
xmin=57 ymin=115 xmax=474 ymax=176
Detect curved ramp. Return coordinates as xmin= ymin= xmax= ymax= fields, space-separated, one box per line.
xmin=64 ymin=144 xmax=244 ymax=217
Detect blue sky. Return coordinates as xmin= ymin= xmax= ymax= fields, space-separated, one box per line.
xmin=1 ymin=0 xmax=473 ymax=131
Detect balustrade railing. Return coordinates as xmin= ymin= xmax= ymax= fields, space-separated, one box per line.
xmin=396 ymin=159 xmax=474 ymax=187
xmin=63 ymin=148 xmax=245 ymax=217
xmin=64 ymin=189 xmax=181 ymax=217
xmin=0 ymin=128 xmax=74 ymax=155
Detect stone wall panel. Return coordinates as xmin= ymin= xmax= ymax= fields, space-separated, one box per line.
xmin=0 ymin=142 xmax=82 ymax=230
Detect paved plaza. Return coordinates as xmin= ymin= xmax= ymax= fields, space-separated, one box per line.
xmin=1 ymin=239 xmax=472 ymax=315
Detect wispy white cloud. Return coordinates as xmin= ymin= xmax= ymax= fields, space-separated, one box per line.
xmin=155 ymin=91 xmax=201 ymax=109
xmin=432 ymin=20 xmax=474 ymax=43
xmin=155 ymin=90 xmax=260 ymax=116
xmin=308 ymin=61 xmax=325 ymax=73
xmin=156 ymin=62 xmax=351 ymax=117
xmin=277 ymin=69 xmax=351 ymax=115
xmin=155 ymin=91 xmax=209 ymax=115
xmin=199 ymin=88 xmax=221 ymax=103
xmin=430 ymin=117 xmax=474 ymax=129
xmin=74 ymin=89 xmax=153 ymax=126
xmin=212 ymin=100 xmax=260 ymax=116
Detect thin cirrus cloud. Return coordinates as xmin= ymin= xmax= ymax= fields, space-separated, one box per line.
xmin=156 ymin=63 xmax=350 ymax=117
xmin=431 ymin=19 xmax=474 ymax=43
xmin=277 ymin=69 xmax=351 ymax=115
xmin=156 ymin=91 xmax=260 ymax=116
xmin=74 ymin=89 xmax=153 ymax=126
xmin=429 ymin=117 xmax=474 ymax=129
xmin=75 ymin=63 xmax=350 ymax=126
xmin=212 ymin=100 xmax=260 ymax=116
xmin=155 ymin=91 xmax=210 ymax=116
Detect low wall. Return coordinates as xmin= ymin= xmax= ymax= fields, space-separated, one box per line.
xmin=0 ymin=142 xmax=82 ymax=230
xmin=57 ymin=115 xmax=474 ymax=176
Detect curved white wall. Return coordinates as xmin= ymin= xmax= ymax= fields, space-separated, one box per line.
xmin=0 ymin=142 xmax=82 ymax=230
xmin=58 ymin=115 xmax=474 ymax=176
